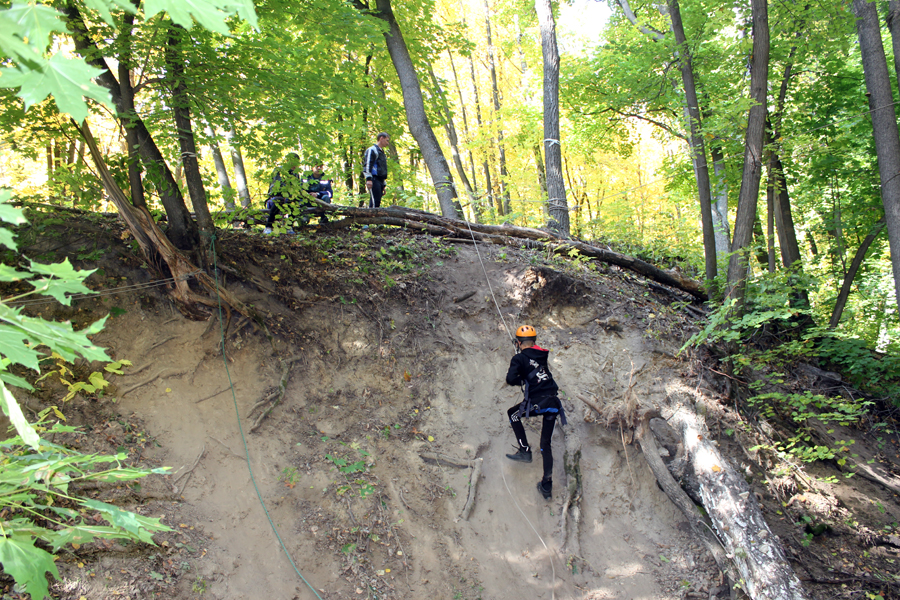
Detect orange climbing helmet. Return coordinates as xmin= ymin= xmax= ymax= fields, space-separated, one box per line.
xmin=515 ymin=325 xmax=537 ymax=339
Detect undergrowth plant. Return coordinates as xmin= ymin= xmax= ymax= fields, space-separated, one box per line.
xmin=685 ymin=269 xmax=900 ymax=465
xmin=0 ymin=191 xmax=170 ymax=598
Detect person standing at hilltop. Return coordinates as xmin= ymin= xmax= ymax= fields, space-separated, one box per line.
xmin=363 ymin=132 xmax=390 ymax=208
xmin=504 ymin=325 xmax=566 ymax=500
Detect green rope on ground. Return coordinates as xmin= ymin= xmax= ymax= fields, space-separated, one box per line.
xmin=208 ymin=235 xmax=324 ymax=600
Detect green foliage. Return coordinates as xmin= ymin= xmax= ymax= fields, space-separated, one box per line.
xmin=36 ymin=353 xmax=132 ymax=402
xmin=0 ymin=423 xmax=171 ymax=600
xmin=0 ymin=0 xmax=256 ymax=123
xmin=0 ymin=191 xmax=169 ymax=596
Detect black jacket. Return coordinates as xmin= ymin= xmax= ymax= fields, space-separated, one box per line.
xmin=305 ymin=172 xmax=333 ymax=202
xmin=363 ymin=144 xmax=388 ymax=181
xmin=506 ymin=346 xmax=558 ymax=401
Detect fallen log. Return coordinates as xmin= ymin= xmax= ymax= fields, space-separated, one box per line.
xmin=301 ymin=201 xmax=707 ymax=301
xmin=575 ymin=386 xmax=809 ymax=600
xmin=661 ymin=390 xmax=809 ymax=600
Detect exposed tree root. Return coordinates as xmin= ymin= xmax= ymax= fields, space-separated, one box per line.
xmin=458 ymin=458 xmax=483 ymax=521
xmin=248 ymin=356 xmax=301 ymax=433
xmin=120 ymin=368 xmax=188 ymax=396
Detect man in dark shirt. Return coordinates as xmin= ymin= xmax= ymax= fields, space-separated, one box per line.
xmin=504 ymin=325 xmax=565 ymax=500
xmin=363 ymin=132 xmax=389 ymax=208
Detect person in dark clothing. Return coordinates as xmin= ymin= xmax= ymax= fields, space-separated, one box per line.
xmin=504 ymin=325 xmax=566 ymax=500
xmin=264 ymin=152 xmax=303 ymax=233
xmin=304 ymin=162 xmax=333 ymax=224
xmin=363 ymin=132 xmax=390 ymax=208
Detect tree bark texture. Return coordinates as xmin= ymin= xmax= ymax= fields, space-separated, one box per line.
xmin=77 ymin=120 xmax=256 ymax=323
xmin=447 ymin=50 xmax=481 ymax=216
xmin=224 ymin=126 xmax=251 ymax=208
xmin=536 ymin=0 xmax=570 ymax=236
xmin=116 ymin=12 xmax=145 ymax=209
xmin=852 ymin=0 xmax=900 ymax=312
xmin=360 ymin=0 xmax=459 ymax=218
xmin=668 ymin=0 xmax=718 ymax=290
xmin=165 ymin=25 xmax=214 ymax=252
xmin=483 ymin=0 xmax=511 ymax=215
xmin=726 ymin=0 xmax=769 ymax=306
xmin=428 ymin=66 xmax=478 ymax=220
xmin=887 ymin=1 xmax=900 ymax=92
xmin=829 ymin=217 xmax=887 ymax=328
xmin=710 ymin=142 xmax=731 ymax=273
xmin=467 ymin=53 xmax=496 ymax=217
xmin=204 ymin=122 xmax=235 ymax=210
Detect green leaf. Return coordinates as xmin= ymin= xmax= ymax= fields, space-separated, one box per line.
xmin=29 ymin=258 xmax=95 ymax=301
xmin=80 ymin=0 xmax=137 ymax=26
xmin=0 ymin=304 xmax=108 ymax=363
xmin=0 ymin=263 xmax=29 ymax=282
xmin=3 ymin=3 xmax=66 ymax=50
xmin=0 ymin=379 xmax=40 ymax=449
xmin=88 ymin=371 xmax=109 ymax=389
xmin=0 ymin=227 xmax=18 ymax=251
xmin=0 ymin=370 xmax=34 ymax=390
xmin=144 ymin=0 xmax=238 ymax=35
xmin=0 ymin=14 xmax=41 ymax=66
xmin=0 ymin=192 xmax=28 ymax=225
xmin=78 ymin=498 xmax=171 ymax=543
xmin=0 ymin=324 xmax=38 ymax=370
xmin=0 ymin=534 xmax=59 ymax=600
xmin=0 ymin=54 xmax=112 ymax=123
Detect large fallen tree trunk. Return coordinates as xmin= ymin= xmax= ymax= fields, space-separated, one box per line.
xmin=77 ymin=120 xmax=259 ymax=323
xmin=300 ymin=202 xmax=707 ymax=300
xmin=660 ymin=386 xmax=808 ymax=600
xmin=576 ymin=386 xmax=808 ymax=600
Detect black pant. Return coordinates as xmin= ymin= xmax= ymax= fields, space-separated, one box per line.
xmin=265 ymin=197 xmax=299 ymax=228
xmin=368 ymin=177 xmax=386 ymax=208
xmin=508 ymin=397 xmax=560 ymax=482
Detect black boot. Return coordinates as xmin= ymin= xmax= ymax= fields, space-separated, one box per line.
xmin=505 ymin=448 xmax=532 ymax=463
xmin=537 ymin=479 xmax=552 ymax=500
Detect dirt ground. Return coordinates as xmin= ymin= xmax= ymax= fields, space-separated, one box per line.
xmin=5 ymin=213 xmax=900 ymax=600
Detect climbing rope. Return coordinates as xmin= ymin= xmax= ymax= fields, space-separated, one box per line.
xmin=461 ymin=218 xmax=559 ymax=599
xmin=208 ymin=234 xmax=324 ymax=600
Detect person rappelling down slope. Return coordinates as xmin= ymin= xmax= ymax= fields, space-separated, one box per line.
xmin=504 ymin=325 xmax=567 ymax=500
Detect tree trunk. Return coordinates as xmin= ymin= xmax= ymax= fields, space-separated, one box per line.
xmin=536 ymin=0 xmax=570 ymax=236
xmin=63 ymin=1 xmax=198 ymax=250
xmin=117 ymin=12 xmax=145 ymax=209
xmin=77 ymin=120 xmax=256 ymax=322
xmin=428 ymin=67 xmax=478 ymax=221
xmin=224 ymin=126 xmax=251 ymax=208
xmin=709 ymin=142 xmax=731 ymax=273
xmin=725 ymin=0 xmax=769 ymax=306
xmin=853 ymin=0 xmax=900 ymax=312
xmin=483 ymin=0 xmax=511 ymax=215
xmin=166 ymin=24 xmax=214 ymax=254
xmin=204 ymin=121 xmax=235 ymax=210
xmin=468 ymin=53 xmax=495 ymax=218
xmin=448 ymin=50 xmax=481 ymax=221
xmin=357 ymin=0 xmax=459 ymax=218
xmin=668 ymin=0 xmax=718 ymax=291
xmin=829 ymin=217 xmax=887 ymax=327
xmin=887 ymin=1 xmax=900 ymax=91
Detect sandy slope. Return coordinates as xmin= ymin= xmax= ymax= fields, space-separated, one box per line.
xmin=91 ymin=242 xmax=720 ymax=600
